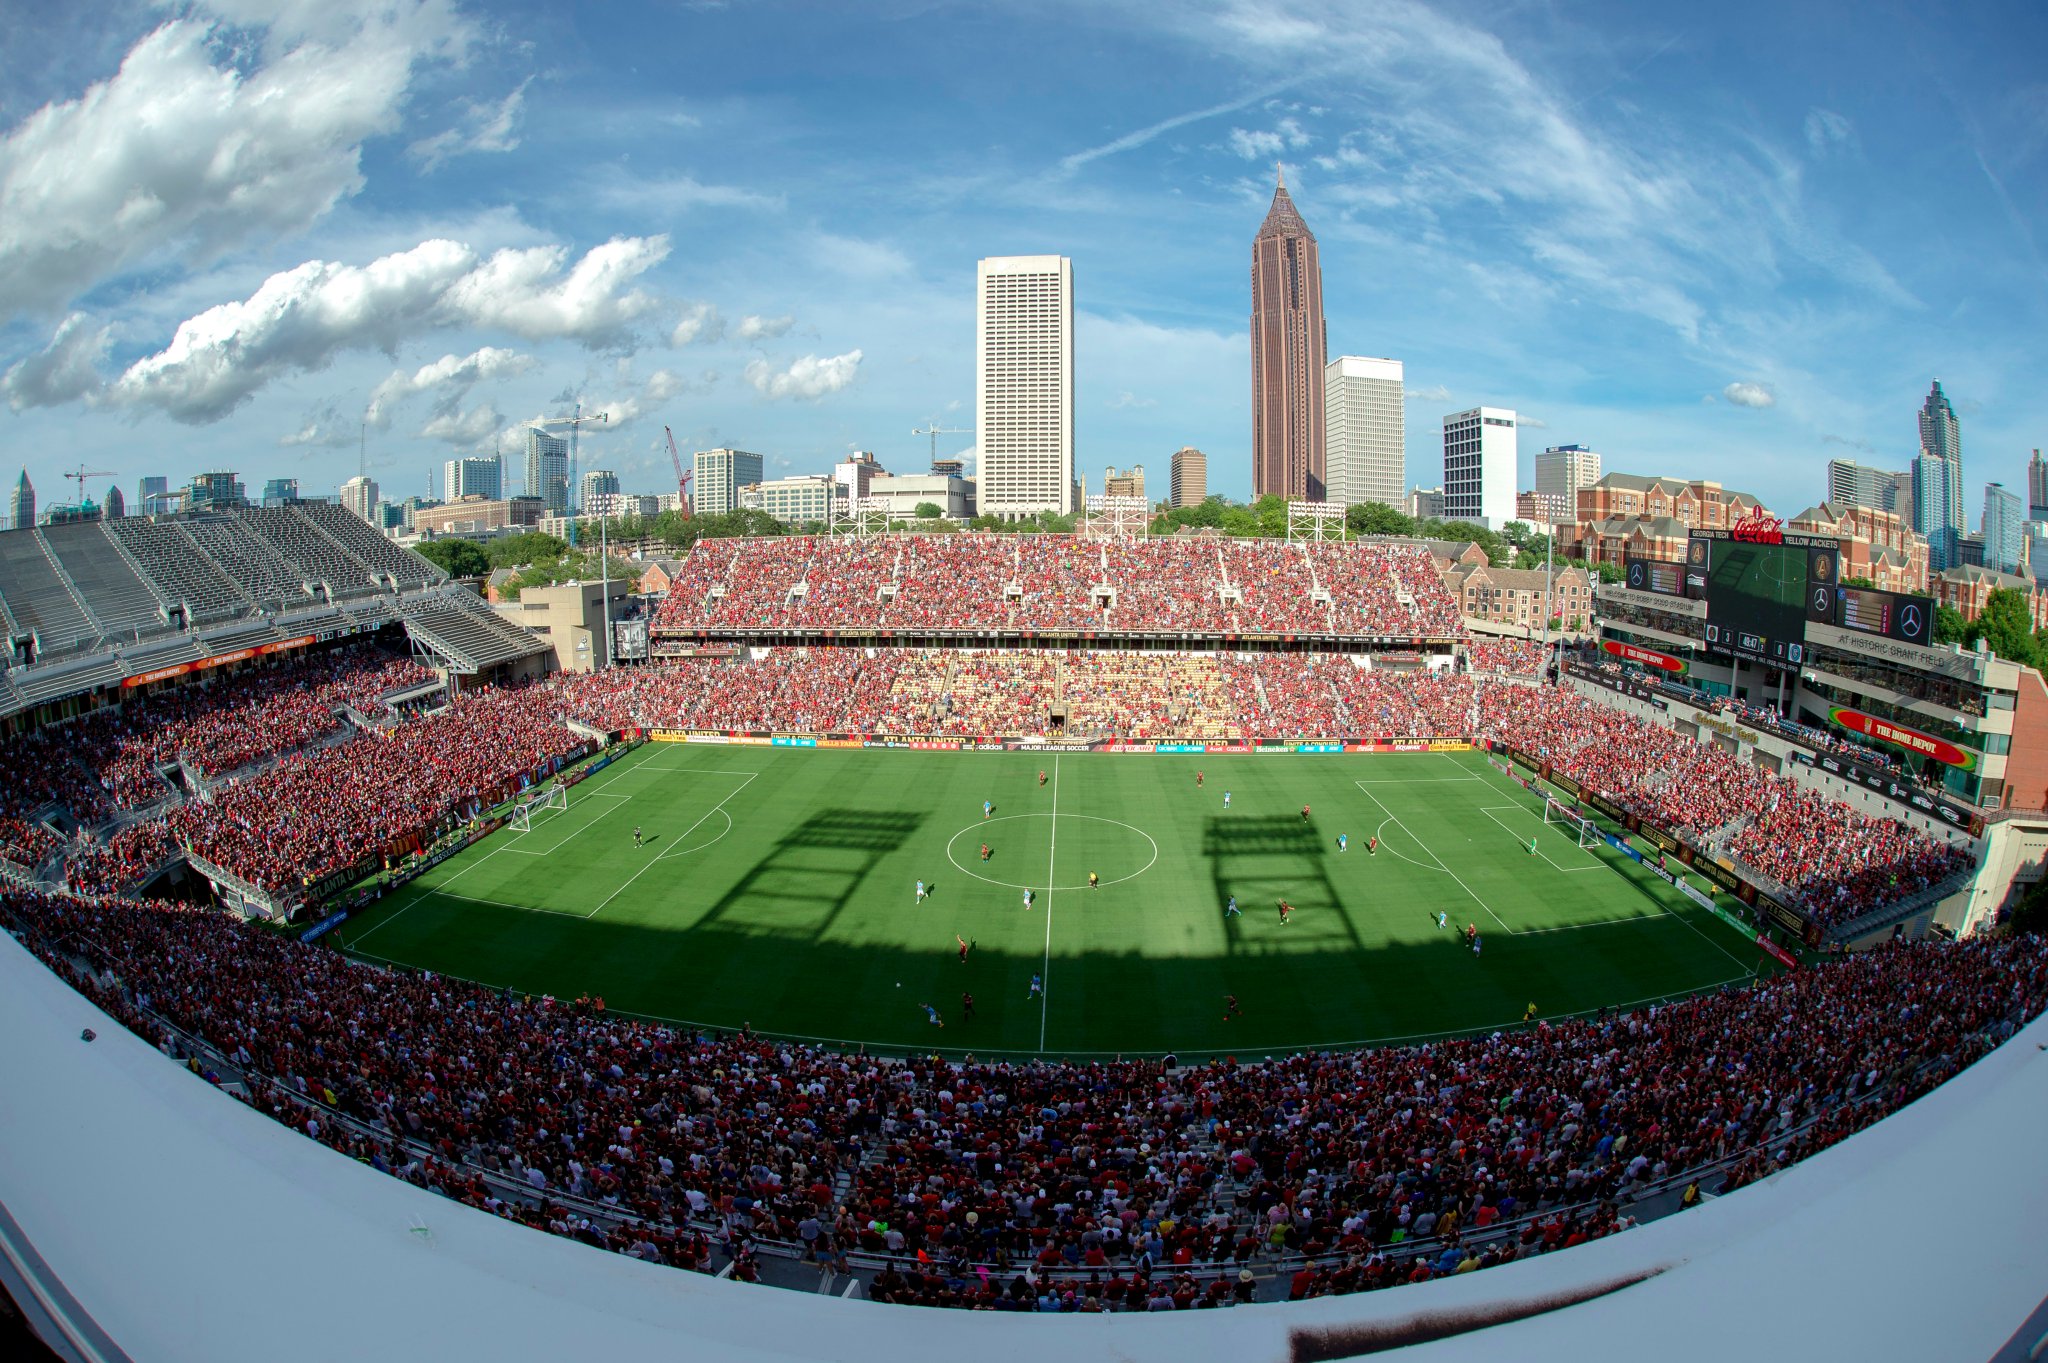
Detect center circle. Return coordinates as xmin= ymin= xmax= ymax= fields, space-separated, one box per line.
xmin=944 ymin=813 xmax=1159 ymax=892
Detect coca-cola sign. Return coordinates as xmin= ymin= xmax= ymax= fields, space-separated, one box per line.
xmin=1729 ymin=509 xmax=1785 ymax=544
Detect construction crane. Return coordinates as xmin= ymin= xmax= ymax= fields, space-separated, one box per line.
xmin=64 ymin=465 xmax=114 ymax=509
xmin=910 ymin=421 xmax=969 ymax=471
xmin=664 ymin=426 xmax=694 ymax=520
xmin=527 ymin=405 xmax=609 ymax=545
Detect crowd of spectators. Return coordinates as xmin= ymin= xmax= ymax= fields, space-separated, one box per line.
xmin=10 ymin=886 xmax=2041 ymax=1313
xmin=648 ymin=535 xmax=1467 ymax=641
xmin=67 ymin=686 xmax=581 ymax=898
xmin=1467 ymin=639 xmax=1550 ymax=677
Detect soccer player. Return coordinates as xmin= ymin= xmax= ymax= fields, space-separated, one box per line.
xmin=915 ymin=879 xmax=928 ymax=904
xmin=979 ymin=842 xmax=991 ymax=862
xmin=957 ymin=935 xmax=972 ymax=964
xmin=1028 ymin=974 xmax=1043 ymax=998
xmin=1039 ymin=769 xmax=1047 ymax=787
xmin=1225 ymin=894 xmax=1240 ymax=918
xmin=1222 ymin=791 xmax=1232 ymax=808
xmin=1528 ymin=835 xmax=1538 ymax=855
xmin=1523 ymin=1001 xmax=1539 ymax=1023
xmin=1301 ymin=804 xmax=1311 ymax=824
xmin=1222 ymin=994 xmax=1242 ymax=1021
xmin=1022 ymin=888 xmax=1035 ymax=910
xmin=1435 ymin=911 xmax=1448 ymax=930
xmin=1088 ymin=871 xmax=1100 ymax=889
xmin=984 ymin=800 xmax=994 ymax=820
xmin=1368 ymin=836 xmax=1379 ymax=856
xmin=1196 ymin=771 xmax=1205 ymax=788
xmin=961 ymin=991 xmax=976 ymax=1020
xmin=1277 ymin=899 xmax=1293 ymax=925
xmin=633 ymin=825 xmax=643 ymax=847
xmin=1337 ymin=833 xmax=1348 ymax=853
xmin=922 ymin=1003 xmax=945 ymax=1028
xmin=1472 ymin=933 xmax=1483 ymax=957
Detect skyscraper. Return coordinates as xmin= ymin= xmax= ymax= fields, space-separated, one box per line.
xmin=186 ymin=471 xmax=245 ymax=511
xmin=1323 ymin=356 xmax=1404 ymax=508
xmin=525 ymin=428 xmax=570 ymax=515
xmin=444 ymin=455 xmax=503 ymax=503
xmin=1912 ymin=380 xmax=1965 ymax=569
xmin=10 ymin=470 xmax=33 ymax=530
xmin=976 ymin=255 xmax=1076 ymax=518
xmin=580 ymin=469 xmax=621 ymax=510
xmin=261 ymin=477 xmax=299 ymax=508
xmin=1442 ymin=408 xmax=1517 ymax=529
xmin=1982 ymin=483 xmax=2024 ymax=575
xmin=104 ymin=484 xmax=125 ymax=520
xmin=1535 ymin=445 xmax=1603 ymax=520
xmin=340 ymin=475 xmax=379 ymax=524
xmin=693 ymin=449 xmax=764 ymax=517
xmin=1169 ymin=447 xmax=1207 ymax=509
xmin=1250 ymin=169 xmax=1326 ymax=501
xmin=1825 ymin=458 xmax=1904 ymax=513
xmin=2029 ymin=448 xmax=2047 ymax=521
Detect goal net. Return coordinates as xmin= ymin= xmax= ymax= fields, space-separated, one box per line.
xmin=1542 ymin=794 xmax=1604 ymax=849
xmin=510 ymin=783 xmax=568 ymax=833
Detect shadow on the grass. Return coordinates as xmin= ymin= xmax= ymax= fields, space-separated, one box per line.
xmin=686 ymin=807 xmax=926 ymax=937
xmin=1204 ymin=815 xmax=1363 ymax=955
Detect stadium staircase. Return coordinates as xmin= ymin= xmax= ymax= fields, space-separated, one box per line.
xmin=1822 ymin=866 xmax=1976 ymax=944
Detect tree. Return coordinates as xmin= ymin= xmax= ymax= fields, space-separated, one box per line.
xmin=914 ymin=501 xmax=944 ymax=519
xmin=415 ymin=538 xmax=489 ymax=578
xmin=1964 ymin=588 xmax=2039 ymax=667
xmin=1933 ymin=603 xmax=1969 ymax=646
xmin=1346 ymin=501 xmax=1416 ymax=537
xmin=484 ymin=531 xmax=568 ymax=569
xmin=1841 ymin=575 xmax=1878 ymax=590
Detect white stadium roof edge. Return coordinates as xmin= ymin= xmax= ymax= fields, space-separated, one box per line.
xmin=1 ymin=927 xmax=2043 ymax=1363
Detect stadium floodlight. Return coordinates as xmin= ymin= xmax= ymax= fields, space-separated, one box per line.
xmin=1286 ymin=500 xmax=1346 ymax=543
xmin=849 ymin=497 xmax=891 ymax=536
xmin=1080 ymin=494 xmax=1151 ymax=540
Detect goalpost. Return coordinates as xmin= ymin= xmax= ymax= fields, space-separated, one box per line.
xmin=509 ymin=783 xmax=568 ymax=833
xmin=1542 ymin=794 xmax=1605 ymax=850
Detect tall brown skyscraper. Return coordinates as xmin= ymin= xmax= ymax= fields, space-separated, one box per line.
xmin=1250 ymin=168 xmax=1326 ymax=501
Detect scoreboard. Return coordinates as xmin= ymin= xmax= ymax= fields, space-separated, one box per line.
xmin=1832 ymin=585 xmax=1936 ymax=648
xmin=1692 ymin=526 xmax=1838 ymax=667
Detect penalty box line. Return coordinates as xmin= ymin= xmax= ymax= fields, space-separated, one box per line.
xmin=1475 ymin=805 xmax=1605 ymax=874
xmin=1351 ymin=780 xmax=1513 ymax=934
xmin=585 ymin=770 xmax=759 ymax=921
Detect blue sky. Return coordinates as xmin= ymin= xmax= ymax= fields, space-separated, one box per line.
xmin=1 ymin=0 xmax=2043 ymax=517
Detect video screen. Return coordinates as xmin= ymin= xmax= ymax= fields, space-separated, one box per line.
xmin=1700 ymin=538 xmax=1810 ymax=665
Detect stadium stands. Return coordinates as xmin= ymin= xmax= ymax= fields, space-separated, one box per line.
xmin=649 ymin=536 xmax=1466 ymax=640
xmin=9 ymin=886 xmax=2041 ymax=1312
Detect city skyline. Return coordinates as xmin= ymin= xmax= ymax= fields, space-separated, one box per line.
xmin=0 ymin=2 xmax=2043 ymax=516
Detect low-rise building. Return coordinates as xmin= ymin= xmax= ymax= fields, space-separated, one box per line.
xmin=1934 ymin=565 xmax=2048 ymax=629
xmin=1554 ymin=515 xmax=1694 ymax=569
xmin=740 ymin=475 xmax=835 ymax=525
xmin=1785 ymin=501 xmax=1930 ymax=593
xmin=866 ymin=472 xmax=975 ymax=520
xmin=1443 ymin=562 xmax=1595 ymax=631
xmin=1515 ymin=490 xmax=1572 ymax=525
xmin=413 ymin=495 xmax=546 ymax=536
xmin=493 ymin=577 xmax=634 ymax=673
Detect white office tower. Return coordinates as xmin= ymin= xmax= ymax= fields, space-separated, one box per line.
xmin=1442 ymin=407 xmax=1517 ymax=530
xmin=443 ymin=455 xmax=503 ymax=503
xmin=1323 ymin=357 xmax=1405 ymax=508
xmin=976 ymin=255 xmax=1075 ymax=518
xmin=525 ymin=429 xmax=570 ymax=515
xmin=1535 ymin=444 xmax=1602 ymax=516
xmin=339 ymin=475 xmax=378 ymax=523
xmin=693 ymin=448 xmax=764 ymax=517
xmin=580 ymin=469 xmax=621 ymax=510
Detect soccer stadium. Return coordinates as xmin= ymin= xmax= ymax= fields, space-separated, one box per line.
xmin=3 ymin=509 xmax=2046 ymax=1361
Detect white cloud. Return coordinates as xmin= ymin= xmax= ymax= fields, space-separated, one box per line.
xmin=0 ymin=7 xmax=468 ymax=322
xmin=0 ymin=313 xmax=108 ymax=410
xmin=734 ymin=314 xmax=795 ymax=342
xmin=1518 ymin=413 xmax=1548 ymax=429
xmin=1225 ymin=116 xmax=1313 ymax=161
xmin=1403 ymin=383 xmax=1452 ymax=403
xmin=419 ymin=402 xmax=504 ymax=445
xmin=97 ymin=235 xmax=669 ymax=422
xmin=670 ymin=302 xmax=724 ymax=346
xmin=278 ymin=401 xmax=357 ymax=448
xmin=744 ymin=349 xmax=862 ymax=401
xmin=410 ymin=79 xmax=531 ymax=172
xmin=1107 ymin=390 xmax=1157 ymax=409
xmin=1722 ymin=381 xmax=1777 ymax=408
xmin=366 ymin=345 xmax=533 ymax=427
xmin=1804 ymin=108 xmax=1854 ymax=158
xmin=584 ymin=169 xmax=785 ymax=215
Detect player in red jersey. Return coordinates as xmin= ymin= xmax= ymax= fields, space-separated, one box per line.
xmin=1278 ymin=899 xmax=1294 ymax=924
xmin=1300 ymin=804 xmax=1311 ymax=824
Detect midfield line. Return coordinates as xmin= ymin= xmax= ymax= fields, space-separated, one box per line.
xmin=1038 ymin=754 xmax=1059 ymax=1052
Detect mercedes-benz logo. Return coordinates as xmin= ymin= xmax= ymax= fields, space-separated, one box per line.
xmin=1814 ymin=588 xmax=1831 ymax=612
xmin=1902 ymin=605 xmax=1922 ymax=637
xmin=1628 ymin=563 xmax=1645 ymax=586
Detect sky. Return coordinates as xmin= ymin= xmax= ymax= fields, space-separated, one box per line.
xmin=0 ymin=0 xmax=2043 ymax=518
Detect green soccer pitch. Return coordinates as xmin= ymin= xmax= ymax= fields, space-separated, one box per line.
xmin=336 ymin=744 xmax=1766 ymax=1058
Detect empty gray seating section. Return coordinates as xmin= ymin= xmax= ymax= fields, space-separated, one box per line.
xmin=12 ymin=655 xmax=121 ymax=707
xmin=0 ymin=532 xmax=97 ymax=656
xmin=402 ymin=593 xmax=547 ymax=672
xmin=179 ymin=517 xmax=310 ymax=610
xmin=104 ymin=519 xmax=253 ymax=621
xmin=120 ymin=636 xmax=205 ymax=671
xmin=41 ymin=523 xmax=166 ymax=641
xmin=244 ymin=507 xmax=379 ymax=598
xmin=294 ymin=502 xmax=444 ymax=589
xmin=195 ymin=619 xmax=281 ymax=654
xmin=346 ymin=599 xmax=397 ymax=630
